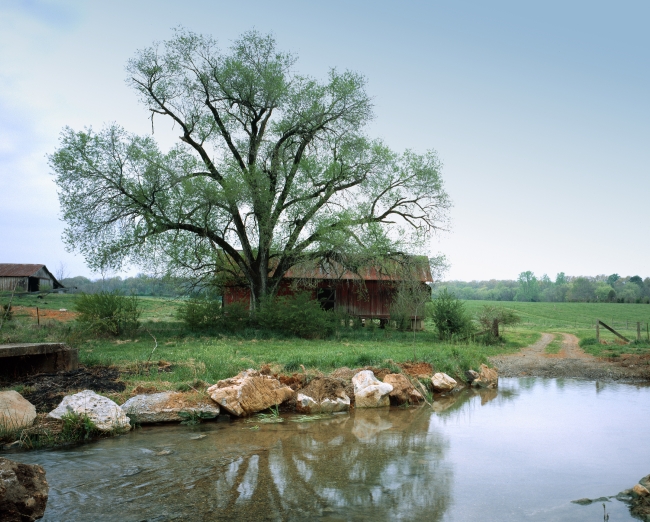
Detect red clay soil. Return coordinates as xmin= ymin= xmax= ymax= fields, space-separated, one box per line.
xmin=11 ymin=306 xmax=78 ymax=323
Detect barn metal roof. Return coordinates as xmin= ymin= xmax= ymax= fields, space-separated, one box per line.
xmin=0 ymin=264 xmax=46 ymax=277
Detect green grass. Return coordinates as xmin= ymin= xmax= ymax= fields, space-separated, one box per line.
xmin=544 ymin=334 xmax=563 ymax=354
xmin=1 ymin=294 xmax=534 ymax=397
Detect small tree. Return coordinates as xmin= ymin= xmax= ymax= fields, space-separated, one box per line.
xmin=429 ymin=288 xmax=472 ymax=340
xmin=477 ymin=305 xmax=521 ymax=338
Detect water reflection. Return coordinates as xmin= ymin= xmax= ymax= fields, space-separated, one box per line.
xmin=9 ymin=380 xmax=650 ymax=521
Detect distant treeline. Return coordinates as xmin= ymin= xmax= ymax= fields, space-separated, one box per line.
xmin=61 ymin=274 xmax=185 ymax=297
xmin=437 ymin=272 xmax=650 ymax=303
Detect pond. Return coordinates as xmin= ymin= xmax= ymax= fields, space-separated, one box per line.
xmin=10 ymin=378 xmax=650 ymax=521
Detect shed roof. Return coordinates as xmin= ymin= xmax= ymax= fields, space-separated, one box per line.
xmin=0 ymin=264 xmax=47 ymax=277
xmin=0 ymin=264 xmax=64 ymax=288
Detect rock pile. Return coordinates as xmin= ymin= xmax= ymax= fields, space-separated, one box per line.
xmin=0 ymin=457 xmax=49 ymax=522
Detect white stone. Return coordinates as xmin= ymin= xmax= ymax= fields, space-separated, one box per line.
xmin=0 ymin=390 xmax=36 ymax=430
xmin=295 ymin=392 xmax=350 ymax=414
xmin=431 ymin=372 xmax=457 ymax=392
xmin=121 ymin=392 xmax=220 ymax=423
xmin=48 ymin=390 xmax=131 ymax=432
xmin=352 ymin=370 xmax=393 ymax=408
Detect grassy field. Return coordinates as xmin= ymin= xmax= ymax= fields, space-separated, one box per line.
xmin=463 ymin=300 xmax=650 ymax=357
xmin=1 ymin=292 xmax=539 ymax=397
xmin=4 ymin=293 xmax=650 ymax=397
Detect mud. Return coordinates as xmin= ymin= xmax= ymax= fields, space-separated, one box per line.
xmin=490 ymin=333 xmax=650 ymax=381
xmin=6 ymin=366 xmax=126 ymax=413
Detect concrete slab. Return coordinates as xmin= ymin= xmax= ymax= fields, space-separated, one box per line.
xmin=0 ymin=343 xmax=78 ymax=380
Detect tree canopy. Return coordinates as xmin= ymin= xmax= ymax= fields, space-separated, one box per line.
xmin=51 ymin=30 xmax=450 ymax=303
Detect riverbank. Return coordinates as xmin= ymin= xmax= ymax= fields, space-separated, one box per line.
xmin=490 ymin=332 xmax=650 ymax=381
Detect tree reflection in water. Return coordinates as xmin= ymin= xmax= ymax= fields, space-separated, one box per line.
xmin=211 ymin=407 xmax=452 ymax=520
xmin=25 ymin=386 xmax=510 ymax=521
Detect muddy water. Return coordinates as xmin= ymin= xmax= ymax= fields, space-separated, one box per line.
xmin=11 ymin=378 xmax=650 ymax=521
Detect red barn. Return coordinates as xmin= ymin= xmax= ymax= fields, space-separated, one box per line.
xmin=223 ymin=257 xmax=432 ymax=327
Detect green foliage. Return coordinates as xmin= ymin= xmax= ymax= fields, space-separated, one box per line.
xmin=2 ymin=304 xmax=12 ymax=321
xmin=429 ymin=289 xmax=473 ymax=340
xmin=75 ymin=291 xmax=141 ymax=335
xmin=177 ymin=297 xmax=222 ymax=330
xmin=256 ymin=292 xmax=335 ymax=339
xmin=50 ymin=29 xmax=450 ymax=306
xmin=477 ymin=305 xmax=521 ymax=331
xmin=60 ymin=412 xmax=101 ymax=441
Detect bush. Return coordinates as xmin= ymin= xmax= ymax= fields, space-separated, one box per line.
xmin=75 ymin=291 xmax=141 ymax=335
xmin=256 ymin=292 xmax=335 ymax=339
xmin=477 ymin=305 xmax=521 ymax=332
xmin=177 ymin=297 xmax=222 ymax=330
xmin=222 ymin=302 xmax=251 ymax=331
xmin=429 ymin=288 xmax=474 ymax=340
xmin=1 ymin=304 xmax=12 ymax=322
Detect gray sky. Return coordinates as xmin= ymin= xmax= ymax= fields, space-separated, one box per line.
xmin=1 ymin=0 xmax=648 ymax=281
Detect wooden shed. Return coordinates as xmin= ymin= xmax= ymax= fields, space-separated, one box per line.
xmin=223 ymin=257 xmax=432 ymax=325
xmin=0 ymin=264 xmax=64 ymax=293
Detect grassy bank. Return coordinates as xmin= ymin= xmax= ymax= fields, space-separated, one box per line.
xmin=1 ymin=293 xmax=538 ymax=397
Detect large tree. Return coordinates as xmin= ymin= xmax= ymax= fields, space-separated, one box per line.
xmin=51 ymin=30 xmax=450 ymax=304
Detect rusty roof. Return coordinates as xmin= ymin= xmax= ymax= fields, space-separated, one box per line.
xmin=283 ymin=257 xmax=433 ymax=282
xmin=0 ymin=264 xmax=47 ymax=277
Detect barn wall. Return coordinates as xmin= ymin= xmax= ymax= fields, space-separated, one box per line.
xmin=223 ymin=279 xmax=397 ymax=319
xmin=0 ymin=277 xmax=27 ymax=292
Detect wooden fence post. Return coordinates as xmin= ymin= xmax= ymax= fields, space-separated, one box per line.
xmin=596 ymin=319 xmax=600 ymax=343
xmin=637 ymin=322 xmax=641 ymax=342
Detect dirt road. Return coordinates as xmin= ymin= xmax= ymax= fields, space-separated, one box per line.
xmin=490 ymin=333 xmax=650 ymax=381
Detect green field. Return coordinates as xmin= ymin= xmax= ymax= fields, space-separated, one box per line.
xmin=462 ymin=300 xmax=650 ymax=356
xmin=3 ymin=293 xmax=650 ymax=399
xmin=0 ymin=293 xmax=539 ymax=398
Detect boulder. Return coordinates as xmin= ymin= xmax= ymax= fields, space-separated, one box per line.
xmin=295 ymin=393 xmax=350 ymax=414
xmin=382 ymin=374 xmax=423 ymax=405
xmin=0 ymin=391 xmax=36 ymax=431
xmin=48 ymin=390 xmax=131 ymax=432
xmin=633 ymin=483 xmax=650 ymax=497
xmin=207 ymin=369 xmax=294 ymax=417
xmin=0 ymin=457 xmax=48 ymax=522
xmin=471 ymin=364 xmax=498 ymax=388
xmin=352 ymin=370 xmax=393 ymax=408
xmin=121 ymin=392 xmax=220 ymax=423
xmin=431 ymin=372 xmax=457 ymax=392
xmin=464 ymin=369 xmax=479 ymax=383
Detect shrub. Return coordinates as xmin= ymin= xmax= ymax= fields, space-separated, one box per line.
xmin=477 ymin=305 xmax=521 ymax=332
xmin=177 ymin=297 xmax=222 ymax=330
xmin=1 ymin=304 xmax=12 ymax=321
xmin=429 ymin=288 xmax=474 ymax=340
xmin=222 ymin=301 xmax=251 ymax=332
xmin=256 ymin=292 xmax=335 ymax=339
xmin=75 ymin=291 xmax=141 ymax=335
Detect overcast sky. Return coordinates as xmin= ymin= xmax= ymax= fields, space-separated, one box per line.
xmin=1 ymin=0 xmax=648 ymax=282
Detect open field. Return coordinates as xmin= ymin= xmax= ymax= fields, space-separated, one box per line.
xmin=1 ymin=293 xmax=538 ymax=396
xmin=463 ymin=300 xmax=650 ymax=357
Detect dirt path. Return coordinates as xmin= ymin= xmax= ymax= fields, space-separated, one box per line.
xmin=490 ymin=333 xmax=650 ymax=381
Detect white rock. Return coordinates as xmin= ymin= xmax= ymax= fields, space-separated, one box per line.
xmin=295 ymin=392 xmax=350 ymax=414
xmin=121 ymin=392 xmax=219 ymax=423
xmin=48 ymin=390 xmax=131 ymax=432
xmin=431 ymin=372 xmax=457 ymax=392
xmin=0 ymin=390 xmax=37 ymax=430
xmin=352 ymin=370 xmax=393 ymax=408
